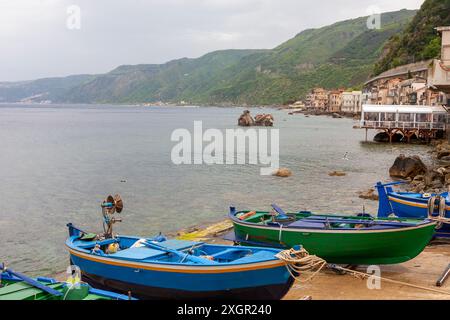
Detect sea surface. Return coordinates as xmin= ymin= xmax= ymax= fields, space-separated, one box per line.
xmin=0 ymin=104 xmax=433 ymax=275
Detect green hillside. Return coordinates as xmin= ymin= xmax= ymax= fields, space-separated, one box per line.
xmin=0 ymin=75 xmax=93 ymax=103
xmin=0 ymin=9 xmax=417 ymax=105
xmin=374 ymin=0 xmax=450 ymax=75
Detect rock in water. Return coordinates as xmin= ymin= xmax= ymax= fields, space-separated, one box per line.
xmin=254 ymin=114 xmax=274 ymax=126
xmin=389 ymin=154 xmax=427 ymax=179
xmin=329 ymin=171 xmax=346 ymax=177
xmin=238 ymin=110 xmax=255 ymax=126
xmin=358 ymin=189 xmax=379 ymax=201
xmin=273 ymin=168 xmax=292 ymax=177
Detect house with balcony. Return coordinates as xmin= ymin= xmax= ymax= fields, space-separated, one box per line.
xmin=341 ymin=91 xmax=362 ymax=114
xmin=328 ymin=90 xmax=343 ymax=113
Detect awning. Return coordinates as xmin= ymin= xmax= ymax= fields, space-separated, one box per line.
xmin=362 ymin=104 xmax=447 ymax=114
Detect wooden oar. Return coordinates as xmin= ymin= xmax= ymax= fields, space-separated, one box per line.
xmin=271 ymin=204 xmax=290 ymax=219
xmin=0 ymin=263 xmax=62 ymax=297
xmin=142 ymin=241 xmax=209 ymax=265
xmin=299 ymin=217 xmax=421 ymax=228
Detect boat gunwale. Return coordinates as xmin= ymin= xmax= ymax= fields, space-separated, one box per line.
xmin=229 ymin=211 xmax=437 ymax=234
xmin=0 ymin=272 xmax=134 ymax=300
xmin=388 ymin=193 xmax=450 ymax=211
xmin=65 ymin=240 xmax=285 ymax=274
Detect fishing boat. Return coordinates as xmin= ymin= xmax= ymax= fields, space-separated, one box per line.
xmin=66 ymin=195 xmax=294 ymax=300
xmin=229 ymin=204 xmax=436 ymax=265
xmin=375 ymin=181 xmax=450 ymax=238
xmin=0 ymin=263 xmax=134 ymax=300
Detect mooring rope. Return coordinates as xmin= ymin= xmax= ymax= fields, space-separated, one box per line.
xmin=276 ymin=247 xmax=450 ymax=296
xmin=427 ymin=196 xmax=450 ymax=229
xmin=275 ymin=247 xmax=327 ymax=283
xmin=332 ymin=265 xmax=450 ymax=297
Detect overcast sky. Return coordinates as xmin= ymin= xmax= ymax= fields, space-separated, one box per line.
xmin=0 ymin=0 xmax=424 ymax=81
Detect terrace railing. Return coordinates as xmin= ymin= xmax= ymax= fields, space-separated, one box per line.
xmin=360 ymin=120 xmax=446 ymax=130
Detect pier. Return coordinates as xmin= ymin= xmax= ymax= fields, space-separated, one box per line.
xmin=357 ymin=105 xmax=448 ymax=142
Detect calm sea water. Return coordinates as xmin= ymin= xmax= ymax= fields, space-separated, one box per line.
xmin=0 ymin=104 xmax=432 ymax=275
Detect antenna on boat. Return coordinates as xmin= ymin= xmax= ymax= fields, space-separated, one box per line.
xmin=101 ymin=194 xmax=123 ymax=239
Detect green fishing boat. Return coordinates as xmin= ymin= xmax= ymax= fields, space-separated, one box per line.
xmin=229 ymin=205 xmax=436 ymax=265
xmin=0 ymin=264 xmax=135 ymax=300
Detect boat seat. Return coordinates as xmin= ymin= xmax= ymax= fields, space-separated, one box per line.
xmin=233 ymin=250 xmax=275 ymax=264
xmin=110 ymin=247 xmax=165 ymax=261
xmin=288 ymin=221 xmax=326 ymax=229
xmin=73 ymin=239 xmax=118 ymax=249
xmin=210 ymin=248 xmax=251 ymax=260
xmin=158 ymin=239 xmax=202 ymax=251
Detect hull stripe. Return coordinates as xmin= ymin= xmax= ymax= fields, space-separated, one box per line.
xmin=67 ymin=246 xmax=285 ymax=274
xmin=231 ymin=219 xmax=436 ymax=234
xmin=389 ymin=195 xmax=450 ymax=210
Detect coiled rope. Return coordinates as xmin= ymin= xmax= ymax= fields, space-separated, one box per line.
xmin=275 ymin=247 xmax=327 ymax=282
xmin=427 ymin=196 xmax=450 ymax=229
xmin=276 ymin=247 xmax=450 ymax=296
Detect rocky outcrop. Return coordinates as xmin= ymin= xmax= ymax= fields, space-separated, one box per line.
xmin=238 ymin=111 xmax=274 ymax=127
xmin=388 ymin=141 xmax=450 ymax=193
xmin=254 ymin=114 xmax=274 ymax=127
xmin=238 ymin=110 xmax=255 ymax=126
xmin=389 ymin=154 xmax=427 ymax=179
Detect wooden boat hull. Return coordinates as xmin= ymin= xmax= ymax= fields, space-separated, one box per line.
xmin=0 ymin=271 xmax=133 ymax=300
xmin=79 ymin=270 xmax=293 ymax=300
xmin=66 ymin=229 xmax=294 ymax=300
xmin=376 ymin=182 xmax=450 ymax=238
xmin=230 ymin=213 xmax=436 ymax=265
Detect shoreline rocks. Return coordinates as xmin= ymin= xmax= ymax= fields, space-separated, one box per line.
xmin=389 ymin=154 xmax=427 ymax=179
xmin=388 ymin=141 xmax=450 ymax=194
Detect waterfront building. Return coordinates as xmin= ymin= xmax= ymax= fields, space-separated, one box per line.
xmin=364 ymin=26 xmax=450 ymax=108
xmin=328 ymin=90 xmax=343 ymax=113
xmin=398 ymin=78 xmax=427 ymax=105
xmin=428 ymin=26 xmax=450 ymax=95
xmin=359 ymin=104 xmax=447 ymax=142
xmin=307 ymin=88 xmax=329 ymax=110
xmin=341 ymin=91 xmax=362 ymax=114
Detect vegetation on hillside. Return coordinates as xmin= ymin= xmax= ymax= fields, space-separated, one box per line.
xmin=0 ymin=9 xmax=417 ymax=105
xmin=374 ymin=0 xmax=450 ymax=75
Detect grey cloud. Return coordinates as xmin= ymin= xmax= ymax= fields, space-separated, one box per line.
xmin=0 ymin=0 xmax=424 ymax=81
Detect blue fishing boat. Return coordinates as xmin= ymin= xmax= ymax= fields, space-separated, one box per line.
xmin=66 ymin=195 xmax=294 ymax=300
xmin=376 ymin=181 xmax=450 ymax=238
xmin=0 ymin=263 xmax=135 ymax=300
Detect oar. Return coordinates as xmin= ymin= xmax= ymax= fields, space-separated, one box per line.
xmin=299 ymin=217 xmax=420 ymax=228
xmin=142 ymin=241 xmax=209 ymax=265
xmin=271 ymin=204 xmax=290 ymax=219
xmin=0 ymin=263 xmax=62 ymax=297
